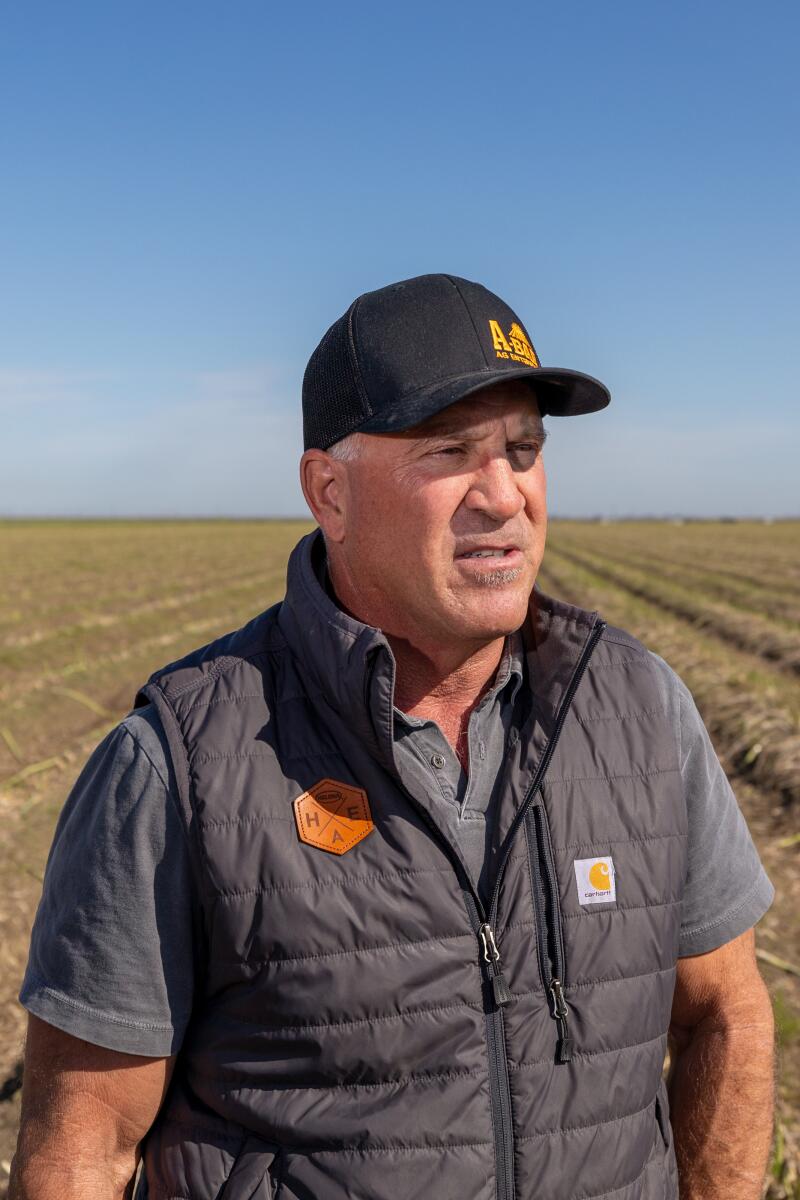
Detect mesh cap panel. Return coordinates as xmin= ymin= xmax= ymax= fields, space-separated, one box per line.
xmin=302 ymin=302 xmax=372 ymax=451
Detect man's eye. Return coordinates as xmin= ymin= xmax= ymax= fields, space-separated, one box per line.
xmin=433 ymin=445 xmax=464 ymax=456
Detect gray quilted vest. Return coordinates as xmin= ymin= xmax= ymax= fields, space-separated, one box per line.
xmin=133 ymin=528 xmax=686 ymax=1200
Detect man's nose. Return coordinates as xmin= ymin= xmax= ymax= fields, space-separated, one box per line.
xmin=463 ymin=455 xmax=526 ymax=522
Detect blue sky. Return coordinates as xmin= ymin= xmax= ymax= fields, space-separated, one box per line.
xmin=1 ymin=1 xmax=797 ymax=518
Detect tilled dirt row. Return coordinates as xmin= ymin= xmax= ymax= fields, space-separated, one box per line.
xmin=550 ymin=519 xmax=800 ymax=589
xmin=552 ymin=532 xmax=800 ymax=625
xmin=547 ymin=541 xmax=800 ymax=673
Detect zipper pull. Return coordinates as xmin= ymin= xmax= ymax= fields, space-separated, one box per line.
xmin=549 ymin=978 xmax=573 ymax=1063
xmin=479 ymin=923 xmax=513 ymax=1007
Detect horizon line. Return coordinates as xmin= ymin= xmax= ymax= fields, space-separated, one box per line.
xmin=1 ymin=513 xmax=798 ymax=523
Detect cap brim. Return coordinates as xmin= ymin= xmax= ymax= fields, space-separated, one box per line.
xmin=353 ymin=365 xmax=610 ymax=435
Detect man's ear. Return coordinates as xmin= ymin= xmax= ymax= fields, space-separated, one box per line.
xmin=299 ymin=450 xmax=347 ymax=544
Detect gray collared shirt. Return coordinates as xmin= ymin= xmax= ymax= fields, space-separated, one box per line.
xmin=390 ymin=630 xmax=525 ymax=905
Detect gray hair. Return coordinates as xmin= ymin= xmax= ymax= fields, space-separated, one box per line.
xmin=325 ymin=431 xmax=366 ymax=463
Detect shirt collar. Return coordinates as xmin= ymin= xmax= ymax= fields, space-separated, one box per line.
xmin=393 ymin=627 xmax=525 ymax=729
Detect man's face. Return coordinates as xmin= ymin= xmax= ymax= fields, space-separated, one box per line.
xmin=323 ymin=379 xmax=547 ymax=648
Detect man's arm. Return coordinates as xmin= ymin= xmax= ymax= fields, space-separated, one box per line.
xmin=667 ymin=926 xmax=775 ymax=1199
xmin=9 ymin=1014 xmax=176 ymax=1200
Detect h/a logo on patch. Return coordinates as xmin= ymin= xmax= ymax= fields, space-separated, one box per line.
xmin=574 ymin=856 xmax=616 ymax=905
xmin=294 ymin=779 xmax=374 ymax=856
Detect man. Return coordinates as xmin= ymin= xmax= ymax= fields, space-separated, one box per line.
xmin=12 ymin=274 xmax=775 ymax=1200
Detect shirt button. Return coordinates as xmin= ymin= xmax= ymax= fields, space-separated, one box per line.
xmin=431 ymin=753 xmax=446 ymax=769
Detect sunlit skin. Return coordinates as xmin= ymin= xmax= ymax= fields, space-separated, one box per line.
xmin=299 ymin=379 xmax=547 ymax=754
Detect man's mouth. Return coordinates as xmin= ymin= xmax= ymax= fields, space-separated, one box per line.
xmin=455 ymin=546 xmax=522 ymax=561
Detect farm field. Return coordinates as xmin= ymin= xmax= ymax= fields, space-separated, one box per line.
xmin=0 ymin=517 xmax=798 ymax=1196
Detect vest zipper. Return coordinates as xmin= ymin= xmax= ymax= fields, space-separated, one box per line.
xmin=379 ymin=615 xmax=606 ymax=1200
xmin=465 ymin=890 xmax=515 ymax=1200
xmin=527 ymin=802 xmax=573 ymax=1063
xmin=479 ymin=922 xmax=513 ymax=1007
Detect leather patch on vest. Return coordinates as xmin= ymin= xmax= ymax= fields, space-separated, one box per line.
xmin=293 ymin=779 xmax=374 ymax=855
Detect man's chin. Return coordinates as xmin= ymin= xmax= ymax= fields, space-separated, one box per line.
xmin=456 ymin=591 xmax=531 ymax=640
xmin=451 ymin=553 xmax=538 ymax=593
xmin=453 ymin=566 xmax=534 ymax=605
xmin=468 ymin=567 xmax=525 ymax=589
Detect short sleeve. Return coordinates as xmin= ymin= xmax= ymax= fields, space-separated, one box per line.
xmin=18 ymin=704 xmax=197 ymax=1056
xmin=647 ymin=652 xmax=775 ymax=957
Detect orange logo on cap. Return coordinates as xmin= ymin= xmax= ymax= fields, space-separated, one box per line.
xmin=488 ymin=319 xmax=539 ymax=368
xmin=293 ymin=779 xmax=374 ymax=855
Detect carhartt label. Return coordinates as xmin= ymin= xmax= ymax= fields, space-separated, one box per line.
xmin=294 ymin=779 xmax=374 ymax=855
xmin=488 ymin=319 xmax=539 ymax=367
xmin=574 ymin=856 xmax=616 ymax=905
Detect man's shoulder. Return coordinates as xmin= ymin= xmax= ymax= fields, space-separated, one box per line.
xmin=596 ymin=620 xmax=684 ymax=693
xmin=533 ymin=585 xmax=649 ymax=662
xmin=136 ymin=600 xmax=287 ymax=709
xmin=597 ymin=621 xmax=649 ymax=656
xmin=640 ymin=647 xmax=692 ymax=711
xmin=118 ymin=703 xmax=174 ymax=791
xmin=591 ymin=620 xmax=688 ymax=721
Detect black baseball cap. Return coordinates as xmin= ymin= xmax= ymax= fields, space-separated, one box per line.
xmin=302 ymin=273 xmax=610 ymax=451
